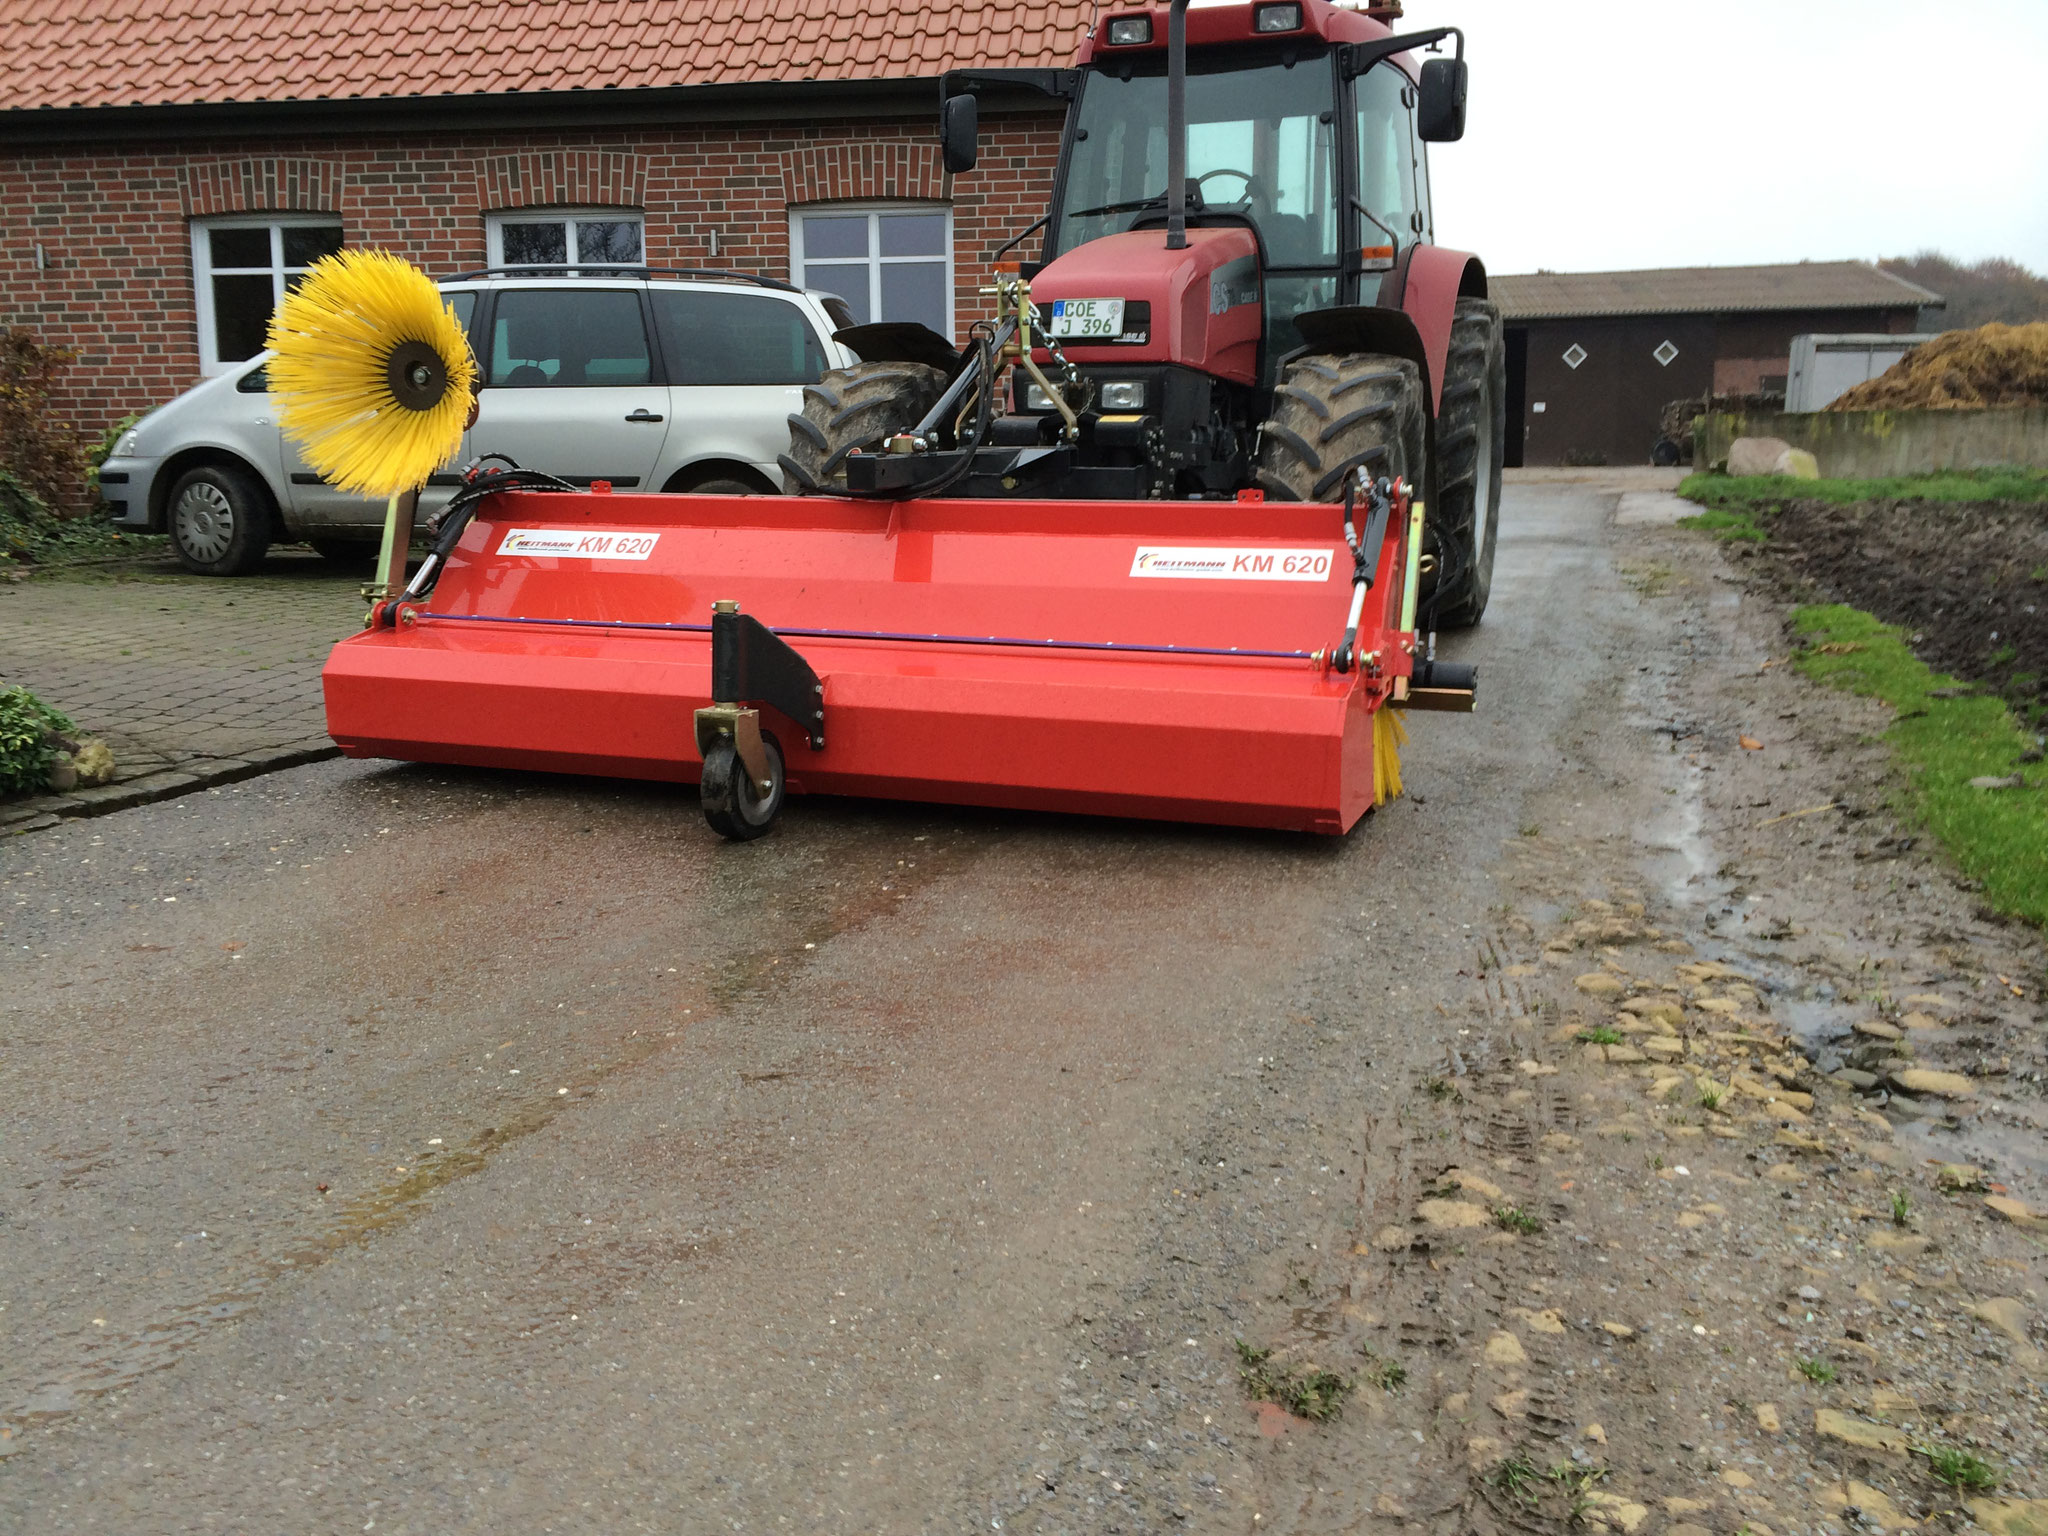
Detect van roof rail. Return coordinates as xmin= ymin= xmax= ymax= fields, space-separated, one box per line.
xmin=440 ymin=266 xmax=802 ymax=294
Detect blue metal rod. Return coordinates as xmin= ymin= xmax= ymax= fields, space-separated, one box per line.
xmin=416 ymin=610 xmax=1317 ymax=662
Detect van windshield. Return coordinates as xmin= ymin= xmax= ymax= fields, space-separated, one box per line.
xmin=1053 ymin=51 xmax=1337 ymax=269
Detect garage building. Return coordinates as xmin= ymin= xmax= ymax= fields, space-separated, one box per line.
xmin=1491 ymin=262 xmax=1943 ymax=466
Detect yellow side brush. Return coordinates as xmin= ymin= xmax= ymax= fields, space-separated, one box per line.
xmin=264 ymin=250 xmax=478 ymax=499
xmin=1372 ymin=705 xmax=1407 ymax=808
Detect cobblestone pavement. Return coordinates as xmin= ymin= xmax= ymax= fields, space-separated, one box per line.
xmin=2 ymin=553 xmax=367 ymax=830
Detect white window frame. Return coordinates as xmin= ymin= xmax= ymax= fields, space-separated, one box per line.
xmin=486 ymin=208 xmax=647 ymax=271
xmin=190 ymin=215 xmax=343 ymax=376
xmin=788 ymin=203 xmax=954 ymax=338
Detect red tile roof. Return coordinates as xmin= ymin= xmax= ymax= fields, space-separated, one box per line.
xmin=0 ymin=0 xmax=1097 ymax=113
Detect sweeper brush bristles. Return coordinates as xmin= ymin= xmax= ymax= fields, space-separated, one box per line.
xmin=1372 ymin=706 xmax=1406 ymax=808
xmin=265 ymin=250 xmax=478 ymax=498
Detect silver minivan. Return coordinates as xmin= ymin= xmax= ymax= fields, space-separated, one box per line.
xmin=100 ymin=269 xmax=859 ymax=575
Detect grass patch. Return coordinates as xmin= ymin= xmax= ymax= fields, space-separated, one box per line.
xmin=1680 ymin=467 xmax=2048 ymax=510
xmin=1918 ymin=1444 xmax=2000 ymax=1493
xmin=1797 ymin=1356 xmax=1838 ymax=1384
xmin=1577 ymin=1025 xmax=1624 ymax=1046
xmin=1792 ymin=604 xmax=2048 ymax=924
xmin=1674 ymin=468 xmax=2048 ymax=545
xmin=1891 ymin=1189 xmax=1913 ymax=1227
xmin=1234 ymin=1340 xmax=1352 ymax=1423
xmin=1492 ymin=1205 xmax=1542 ymax=1235
xmin=1696 ymin=1083 xmax=1725 ymax=1111
xmin=1490 ymin=1453 xmax=1542 ymax=1503
xmin=1374 ymin=1359 xmax=1408 ymax=1391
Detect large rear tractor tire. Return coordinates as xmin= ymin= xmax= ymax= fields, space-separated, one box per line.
xmin=1430 ymin=297 xmax=1506 ymax=628
xmin=1255 ymin=352 xmax=1428 ymax=505
xmin=778 ymin=361 xmax=949 ymax=494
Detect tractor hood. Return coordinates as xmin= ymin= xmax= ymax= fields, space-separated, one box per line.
xmin=1031 ymin=226 xmax=1263 ymax=388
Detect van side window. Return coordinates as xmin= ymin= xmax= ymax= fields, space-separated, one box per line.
xmin=651 ymin=291 xmax=830 ymax=386
xmin=488 ymin=290 xmax=652 ymax=388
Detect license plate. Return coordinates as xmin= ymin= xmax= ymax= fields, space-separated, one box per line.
xmin=1047 ymin=298 xmax=1125 ymax=339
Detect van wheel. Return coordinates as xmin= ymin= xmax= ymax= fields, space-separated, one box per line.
xmin=167 ymin=464 xmax=273 ymax=576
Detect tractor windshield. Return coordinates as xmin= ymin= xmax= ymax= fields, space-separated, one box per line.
xmin=1054 ymin=51 xmax=1338 ymax=270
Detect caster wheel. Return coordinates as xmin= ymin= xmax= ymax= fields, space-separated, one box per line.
xmin=700 ymin=731 xmax=785 ymax=840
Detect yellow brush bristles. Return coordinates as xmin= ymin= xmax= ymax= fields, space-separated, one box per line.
xmin=265 ymin=250 xmax=478 ymax=498
xmin=1372 ymin=705 xmax=1407 ymax=808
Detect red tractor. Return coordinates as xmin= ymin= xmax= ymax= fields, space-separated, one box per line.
xmin=780 ymin=0 xmax=1502 ymax=628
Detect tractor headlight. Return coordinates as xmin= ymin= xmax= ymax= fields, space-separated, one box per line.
xmin=1024 ymin=382 xmax=1054 ymax=411
xmin=1253 ymin=3 xmax=1303 ymax=32
xmin=1105 ymin=14 xmax=1152 ymax=45
xmin=1099 ymin=380 xmax=1147 ymax=410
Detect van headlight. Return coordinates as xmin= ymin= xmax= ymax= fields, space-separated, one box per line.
xmin=1099 ymin=381 xmax=1146 ymax=410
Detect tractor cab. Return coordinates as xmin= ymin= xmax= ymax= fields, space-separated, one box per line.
xmin=782 ymin=0 xmax=1501 ymax=626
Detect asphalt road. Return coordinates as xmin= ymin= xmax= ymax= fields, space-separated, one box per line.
xmin=2 ymin=479 xmax=1640 ymax=1532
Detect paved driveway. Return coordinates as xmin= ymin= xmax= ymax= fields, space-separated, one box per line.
xmin=1 ymin=555 xmax=364 ymax=831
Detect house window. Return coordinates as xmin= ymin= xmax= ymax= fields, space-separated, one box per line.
xmin=487 ymin=210 xmax=645 ymax=271
xmin=790 ymin=206 xmax=952 ymax=336
xmin=192 ymin=218 xmax=344 ymax=374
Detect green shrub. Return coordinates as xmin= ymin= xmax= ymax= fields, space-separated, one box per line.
xmin=0 ymin=684 xmax=76 ymax=795
xmin=0 ymin=327 xmax=88 ymax=513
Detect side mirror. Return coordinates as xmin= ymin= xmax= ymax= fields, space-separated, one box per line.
xmin=940 ymin=93 xmax=980 ymax=174
xmin=1417 ymin=57 xmax=1468 ymax=142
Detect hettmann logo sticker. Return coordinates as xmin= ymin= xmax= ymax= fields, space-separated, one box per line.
xmin=496 ymin=529 xmax=661 ymax=560
xmin=1129 ymin=546 xmax=1333 ymax=581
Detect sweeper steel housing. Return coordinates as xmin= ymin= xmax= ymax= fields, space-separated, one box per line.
xmin=324 ymin=485 xmax=1447 ymax=834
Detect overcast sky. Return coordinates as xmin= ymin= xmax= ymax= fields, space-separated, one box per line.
xmin=1417 ymin=0 xmax=2048 ymax=275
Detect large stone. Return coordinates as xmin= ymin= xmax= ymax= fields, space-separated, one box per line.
xmin=1776 ymin=446 xmax=1821 ymax=479
xmin=1968 ymin=1297 xmax=2042 ymax=1367
xmin=1446 ymin=1168 xmax=1505 ymax=1200
xmin=1418 ymin=1198 xmax=1491 ymax=1229
xmin=1584 ymin=1493 xmax=1650 ymax=1533
xmin=1755 ymin=1402 xmax=1782 ymax=1432
xmin=1576 ymin=972 xmax=1625 ymax=997
xmin=1815 ymin=1408 xmax=1910 ymax=1456
xmin=1893 ymin=1068 xmax=1974 ymax=1099
xmin=1968 ymin=1500 xmax=2048 ymax=1536
xmin=1727 ymin=435 xmax=1795 ymax=476
xmin=1483 ymin=1330 xmax=1528 ymax=1365
xmin=1985 ymin=1195 xmax=2040 ymax=1225
xmin=1821 ymin=1481 xmax=1917 ymax=1529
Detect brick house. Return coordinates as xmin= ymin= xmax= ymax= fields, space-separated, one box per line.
xmin=0 ymin=0 xmax=1091 ymax=438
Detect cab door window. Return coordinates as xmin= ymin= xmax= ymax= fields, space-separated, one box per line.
xmin=1356 ymin=63 xmax=1424 ymax=244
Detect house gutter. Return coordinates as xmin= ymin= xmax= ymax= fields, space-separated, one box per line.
xmin=0 ymin=75 xmax=1062 ymax=149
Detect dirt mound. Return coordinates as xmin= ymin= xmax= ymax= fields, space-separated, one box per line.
xmin=1764 ymin=496 xmax=2048 ymax=714
xmin=1828 ymin=320 xmax=2048 ymax=410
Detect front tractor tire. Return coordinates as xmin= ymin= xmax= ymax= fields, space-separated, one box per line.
xmin=779 ymin=361 xmax=948 ymax=494
xmin=1256 ymin=352 xmax=1428 ymax=507
xmin=1430 ymin=297 xmax=1507 ymax=628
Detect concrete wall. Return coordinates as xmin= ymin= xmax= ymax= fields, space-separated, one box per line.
xmin=1697 ymin=406 xmax=2048 ymax=478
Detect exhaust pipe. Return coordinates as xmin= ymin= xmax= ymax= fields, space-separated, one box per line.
xmin=1165 ymin=0 xmax=1191 ymax=250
